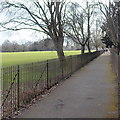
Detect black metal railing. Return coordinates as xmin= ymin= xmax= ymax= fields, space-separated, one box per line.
xmin=1 ymin=51 xmax=103 ymax=119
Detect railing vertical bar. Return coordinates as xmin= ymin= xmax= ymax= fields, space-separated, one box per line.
xmin=17 ymin=65 xmax=20 ymax=110
xmin=7 ymin=67 xmax=9 ymax=117
xmin=46 ymin=60 xmax=49 ymax=89
xmin=31 ymin=63 xmax=34 ymax=92
xmin=3 ymin=68 xmax=5 ymax=118
xmin=55 ymin=60 xmax=57 ymax=84
xmin=71 ymin=56 xmax=72 ymax=74
xmin=14 ymin=66 xmax=16 ymax=112
xmin=10 ymin=66 xmax=12 ymax=116
xmin=62 ymin=59 xmax=64 ymax=79
xmin=18 ymin=66 xmax=20 ymax=106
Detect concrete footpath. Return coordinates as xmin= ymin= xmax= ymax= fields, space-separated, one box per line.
xmin=18 ymin=53 xmax=118 ymax=118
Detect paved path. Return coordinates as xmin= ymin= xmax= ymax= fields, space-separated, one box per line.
xmin=18 ymin=53 xmax=118 ymax=118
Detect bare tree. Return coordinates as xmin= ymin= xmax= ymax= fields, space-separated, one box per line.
xmin=91 ymin=30 xmax=104 ymax=51
xmin=65 ymin=2 xmax=86 ymax=54
xmin=99 ymin=1 xmax=120 ymax=54
xmin=2 ymin=40 xmax=13 ymax=52
xmin=65 ymin=2 xmax=96 ymax=54
xmin=91 ymin=19 xmax=104 ymax=51
xmin=0 ymin=0 xmax=66 ymax=61
xmin=86 ymin=2 xmax=92 ymax=53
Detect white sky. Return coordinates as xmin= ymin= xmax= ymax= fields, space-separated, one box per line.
xmin=0 ymin=0 xmax=110 ymax=45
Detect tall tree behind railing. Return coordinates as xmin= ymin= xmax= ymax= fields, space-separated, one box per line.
xmin=0 ymin=0 xmax=66 ymax=61
xmin=99 ymin=1 xmax=120 ymax=55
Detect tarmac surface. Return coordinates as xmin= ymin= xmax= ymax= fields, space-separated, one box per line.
xmin=18 ymin=52 xmax=118 ymax=118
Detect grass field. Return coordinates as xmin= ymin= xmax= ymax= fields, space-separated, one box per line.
xmin=1 ymin=51 xmax=81 ymax=67
xmin=1 ymin=50 xmax=96 ymax=67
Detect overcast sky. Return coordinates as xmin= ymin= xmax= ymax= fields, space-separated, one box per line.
xmin=0 ymin=0 xmax=110 ymax=45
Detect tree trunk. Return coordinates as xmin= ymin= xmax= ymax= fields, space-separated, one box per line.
xmin=87 ymin=3 xmax=91 ymax=53
xmin=81 ymin=45 xmax=85 ymax=54
xmin=56 ymin=45 xmax=65 ymax=61
xmin=53 ymin=37 xmax=65 ymax=63
xmin=87 ymin=41 xmax=91 ymax=53
xmin=118 ymin=42 xmax=120 ymax=55
xmin=54 ymin=38 xmax=65 ymax=78
xmin=95 ymin=46 xmax=98 ymax=51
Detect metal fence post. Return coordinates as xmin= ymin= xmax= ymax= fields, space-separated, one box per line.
xmin=71 ymin=56 xmax=72 ymax=74
xmin=17 ymin=65 xmax=20 ymax=110
xmin=61 ymin=59 xmax=64 ymax=79
xmin=46 ymin=60 xmax=49 ymax=89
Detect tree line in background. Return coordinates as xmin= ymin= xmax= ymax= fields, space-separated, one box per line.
xmin=1 ymin=38 xmax=55 ymax=52
xmin=1 ymin=37 xmax=103 ymax=52
xmin=0 ymin=0 xmax=118 ymax=59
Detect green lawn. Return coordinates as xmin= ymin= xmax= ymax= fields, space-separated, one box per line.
xmin=1 ymin=51 xmax=81 ymax=67
xmin=1 ymin=50 xmax=96 ymax=67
